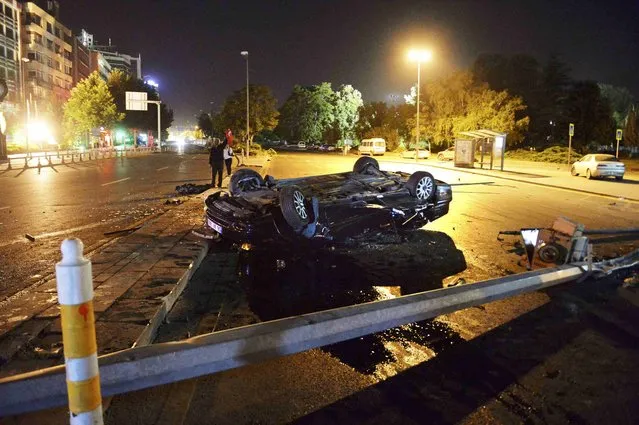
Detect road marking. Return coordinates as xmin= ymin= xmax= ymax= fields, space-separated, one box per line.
xmin=156 ymin=166 xmax=169 ymax=171
xmin=101 ymin=177 xmax=130 ymax=186
xmin=0 ymin=206 xmax=10 ymax=210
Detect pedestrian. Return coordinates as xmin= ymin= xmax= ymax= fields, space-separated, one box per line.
xmin=223 ymin=142 xmax=234 ymax=176
xmin=208 ymin=137 xmax=227 ymax=188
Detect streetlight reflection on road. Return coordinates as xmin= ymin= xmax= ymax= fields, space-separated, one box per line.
xmin=408 ymin=49 xmax=432 ymax=161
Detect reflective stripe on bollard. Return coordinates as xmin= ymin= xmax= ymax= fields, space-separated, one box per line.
xmin=56 ymin=239 xmax=103 ymax=425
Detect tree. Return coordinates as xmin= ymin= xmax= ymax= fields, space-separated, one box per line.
xmin=356 ymin=102 xmax=413 ymax=150
xmin=623 ymin=105 xmax=638 ymax=148
xmin=278 ymin=83 xmax=335 ymax=141
xmin=219 ymin=84 xmax=279 ymax=141
xmin=63 ymin=71 xmax=123 ymax=146
xmin=599 ymin=84 xmax=635 ymax=128
xmin=564 ymin=81 xmax=615 ymax=149
xmin=332 ymin=84 xmax=363 ymax=142
xmin=196 ymin=112 xmax=213 ymax=137
xmin=107 ymin=69 xmax=174 ymax=140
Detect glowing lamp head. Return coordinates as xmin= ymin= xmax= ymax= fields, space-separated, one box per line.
xmin=408 ymin=49 xmax=433 ymax=63
xmin=240 ymin=51 xmax=248 ymax=57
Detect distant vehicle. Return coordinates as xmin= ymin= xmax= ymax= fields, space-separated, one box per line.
xmin=437 ymin=146 xmax=455 ymax=161
xmin=297 ymin=141 xmax=307 ymax=149
xmin=571 ymin=154 xmax=625 ymax=180
xmin=401 ymin=149 xmax=430 ymax=159
xmin=270 ymin=140 xmax=281 ymax=146
xmin=327 ymin=145 xmax=336 ymax=152
xmin=359 ymin=138 xmax=386 ymax=156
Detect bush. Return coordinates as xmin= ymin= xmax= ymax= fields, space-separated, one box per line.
xmin=505 ymin=146 xmax=580 ymax=163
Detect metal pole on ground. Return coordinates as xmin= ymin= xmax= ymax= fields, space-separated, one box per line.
xmin=55 ymin=239 xmax=103 ymax=425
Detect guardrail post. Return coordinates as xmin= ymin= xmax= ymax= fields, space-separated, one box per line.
xmin=7 ymin=158 xmax=11 ymax=170
xmin=55 ymin=239 xmax=103 ymax=425
xmin=24 ymin=156 xmax=28 ymax=168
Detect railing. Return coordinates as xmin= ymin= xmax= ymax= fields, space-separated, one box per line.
xmin=0 ymin=147 xmax=156 ymax=170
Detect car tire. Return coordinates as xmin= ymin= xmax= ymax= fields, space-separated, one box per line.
xmin=570 ymin=166 xmax=577 ymax=176
xmin=437 ymin=154 xmax=445 ymax=161
xmin=229 ymin=169 xmax=264 ymax=196
xmin=406 ymin=171 xmax=437 ymax=201
xmin=586 ymin=169 xmax=592 ymax=179
xmin=538 ymin=243 xmax=566 ymax=264
xmin=615 ymin=176 xmax=623 ymax=181
xmin=279 ymin=185 xmax=310 ymax=234
xmin=353 ymin=156 xmax=379 ymax=173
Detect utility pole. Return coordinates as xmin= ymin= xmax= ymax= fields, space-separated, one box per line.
xmin=241 ymin=51 xmax=249 ymax=160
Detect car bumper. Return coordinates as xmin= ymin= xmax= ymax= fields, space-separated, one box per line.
xmin=593 ymin=170 xmax=624 ymax=177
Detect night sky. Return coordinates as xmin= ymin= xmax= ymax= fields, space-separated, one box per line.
xmin=60 ymin=0 xmax=639 ymax=125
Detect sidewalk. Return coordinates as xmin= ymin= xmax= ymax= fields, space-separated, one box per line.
xmin=381 ymin=155 xmax=639 ymax=202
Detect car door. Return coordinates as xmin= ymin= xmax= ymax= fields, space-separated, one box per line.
xmin=576 ymin=155 xmax=589 ymax=174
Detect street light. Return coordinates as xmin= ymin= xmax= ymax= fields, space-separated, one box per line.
xmin=241 ymin=50 xmax=249 ymax=160
xmin=408 ymin=49 xmax=432 ymax=160
xmin=20 ymin=57 xmax=31 ymax=156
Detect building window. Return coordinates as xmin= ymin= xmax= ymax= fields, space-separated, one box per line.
xmin=6 ymin=48 xmax=13 ymax=61
xmin=0 ymin=68 xmax=6 ymax=79
xmin=0 ymin=47 xmax=5 ymax=58
xmin=6 ymin=28 xmax=13 ymax=40
xmin=55 ymin=27 xmax=61 ymax=38
xmin=27 ymin=52 xmax=36 ymax=60
xmin=46 ymin=22 xmax=53 ymax=33
xmin=55 ymin=43 xmax=61 ymax=54
xmin=64 ymin=50 xmax=72 ymax=60
xmin=7 ymin=69 xmax=15 ymax=80
xmin=65 ymin=65 xmax=71 ymax=75
xmin=28 ymin=70 xmax=37 ymax=79
xmin=33 ymin=33 xmax=43 ymax=44
xmin=47 ymin=57 xmax=53 ymax=67
xmin=47 ymin=39 xmax=54 ymax=50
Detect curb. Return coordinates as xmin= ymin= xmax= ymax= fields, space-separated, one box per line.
xmin=381 ymin=158 xmax=639 ymax=203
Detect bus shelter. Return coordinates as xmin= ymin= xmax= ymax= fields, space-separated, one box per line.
xmin=457 ymin=129 xmax=507 ymax=171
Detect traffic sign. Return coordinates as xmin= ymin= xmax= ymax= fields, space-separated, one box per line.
xmin=616 ymin=129 xmax=623 ymax=141
xmin=125 ymin=91 xmax=148 ymax=111
xmin=569 ymin=123 xmax=574 ymax=137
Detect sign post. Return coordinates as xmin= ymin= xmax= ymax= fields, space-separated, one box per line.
xmin=568 ymin=123 xmax=574 ymax=165
xmin=615 ymin=129 xmax=623 ymax=158
xmin=126 ymin=91 xmax=161 ymax=149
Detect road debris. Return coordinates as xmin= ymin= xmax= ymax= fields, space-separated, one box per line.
xmin=176 ymin=183 xmax=212 ymax=195
xmin=24 ymin=234 xmax=36 ymax=242
xmin=104 ymin=225 xmax=143 ymax=236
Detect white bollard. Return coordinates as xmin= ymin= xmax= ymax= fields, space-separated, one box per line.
xmin=55 ymin=239 xmax=103 ymax=425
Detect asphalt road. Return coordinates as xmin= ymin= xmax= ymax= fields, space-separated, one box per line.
xmin=102 ymin=152 xmax=638 ymax=425
xmin=0 ymin=151 xmax=213 ymax=301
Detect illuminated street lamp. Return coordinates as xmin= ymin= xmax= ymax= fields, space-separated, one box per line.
xmin=241 ymin=51 xmax=249 ymax=160
xmin=408 ymin=49 xmax=432 ymax=160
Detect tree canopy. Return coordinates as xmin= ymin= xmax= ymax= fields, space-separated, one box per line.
xmin=63 ymin=71 xmax=123 ymax=145
xmin=218 ymin=84 xmax=279 ymax=141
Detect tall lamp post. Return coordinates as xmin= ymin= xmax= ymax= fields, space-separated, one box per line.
xmin=241 ymin=51 xmax=249 ymax=160
xmin=408 ymin=49 xmax=432 ymax=160
xmin=20 ymin=57 xmax=31 ymax=156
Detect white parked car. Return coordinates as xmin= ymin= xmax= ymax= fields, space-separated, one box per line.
xmin=401 ymin=149 xmax=430 ymax=159
xmin=571 ymin=154 xmax=625 ymax=180
xmin=297 ymin=141 xmax=307 ymax=149
xmin=436 ymin=146 xmax=455 ymax=161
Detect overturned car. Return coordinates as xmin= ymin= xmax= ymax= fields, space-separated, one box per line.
xmin=198 ymin=157 xmax=452 ymax=246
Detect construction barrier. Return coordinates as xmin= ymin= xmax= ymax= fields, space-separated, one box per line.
xmin=55 ymin=239 xmax=103 ymax=425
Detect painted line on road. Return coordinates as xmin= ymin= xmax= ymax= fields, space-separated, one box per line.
xmin=156 ymin=166 xmax=169 ymax=171
xmin=0 ymin=206 xmax=10 ymax=210
xmin=101 ymin=177 xmax=131 ymax=186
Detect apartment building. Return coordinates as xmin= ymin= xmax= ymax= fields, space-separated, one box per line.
xmin=0 ymin=0 xmax=21 ymax=112
xmin=20 ymin=0 xmax=73 ymax=116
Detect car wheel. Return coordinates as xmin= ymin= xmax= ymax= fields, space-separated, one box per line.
xmin=229 ymin=169 xmax=264 ymax=196
xmin=437 ymin=154 xmax=445 ymax=161
xmin=353 ymin=156 xmax=380 ymax=174
xmin=406 ymin=171 xmax=436 ymax=201
xmin=570 ymin=166 xmax=577 ymax=176
xmin=586 ymin=169 xmax=592 ymax=179
xmin=615 ymin=176 xmax=623 ymax=181
xmin=279 ymin=185 xmax=310 ymax=234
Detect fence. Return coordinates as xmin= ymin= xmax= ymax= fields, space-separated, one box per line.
xmin=0 ymin=147 xmax=155 ymax=171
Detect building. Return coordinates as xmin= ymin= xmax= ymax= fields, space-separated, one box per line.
xmin=78 ymin=29 xmax=141 ymax=79
xmin=89 ymin=50 xmax=111 ymax=81
xmin=71 ymin=35 xmax=89 ymax=85
xmin=20 ymin=0 xmax=73 ymax=116
xmin=0 ymin=0 xmax=21 ymax=112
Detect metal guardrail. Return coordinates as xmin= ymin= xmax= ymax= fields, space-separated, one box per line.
xmin=0 ymin=263 xmax=588 ymax=417
xmin=1 ymin=147 xmax=156 ymax=170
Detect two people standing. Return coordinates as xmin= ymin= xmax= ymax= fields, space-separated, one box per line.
xmin=208 ymin=138 xmax=227 ymax=188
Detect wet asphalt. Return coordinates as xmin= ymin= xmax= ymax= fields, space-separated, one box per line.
xmin=102 ymin=152 xmax=639 ymax=424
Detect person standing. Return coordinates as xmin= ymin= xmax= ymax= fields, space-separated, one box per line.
xmin=223 ymin=142 xmax=234 ymax=176
xmin=208 ymin=138 xmax=227 ymax=188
